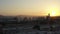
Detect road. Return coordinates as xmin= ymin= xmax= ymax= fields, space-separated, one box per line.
xmin=3 ymin=24 xmax=60 ymax=34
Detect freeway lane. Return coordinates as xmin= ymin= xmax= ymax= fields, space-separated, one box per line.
xmin=3 ymin=24 xmax=60 ymax=34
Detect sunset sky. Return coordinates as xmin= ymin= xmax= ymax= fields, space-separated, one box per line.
xmin=0 ymin=0 xmax=60 ymax=16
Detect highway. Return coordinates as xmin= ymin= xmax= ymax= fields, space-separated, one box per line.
xmin=3 ymin=24 xmax=60 ymax=34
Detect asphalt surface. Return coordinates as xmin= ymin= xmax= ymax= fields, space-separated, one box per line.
xmin=3 ymin=24 xmax=60 ymax=34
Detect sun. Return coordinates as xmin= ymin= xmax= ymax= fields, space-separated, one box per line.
xmin=50 ymin=10 xmax=56 ymax=16
xmin=46 ymin=5 xmax=59 ymax=16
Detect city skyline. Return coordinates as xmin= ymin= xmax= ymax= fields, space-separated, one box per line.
xmin=0 ymin=0 xmax=60 ymax=16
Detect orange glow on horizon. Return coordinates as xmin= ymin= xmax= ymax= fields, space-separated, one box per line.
xmin=46 ymin=5 xmax=59 ymax=16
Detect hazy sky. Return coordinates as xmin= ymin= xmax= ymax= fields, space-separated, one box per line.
xmin=0 ymin=0 xmax=60 ymax=16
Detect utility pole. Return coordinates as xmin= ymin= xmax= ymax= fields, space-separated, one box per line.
xmin=46 ymin=13 xmax=51 ymax=31
xmin=46 ymin=13 xmax=50 ymax=25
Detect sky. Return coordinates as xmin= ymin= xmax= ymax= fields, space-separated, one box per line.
xmin=0 ymin=0 xmax=60 ymax=16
